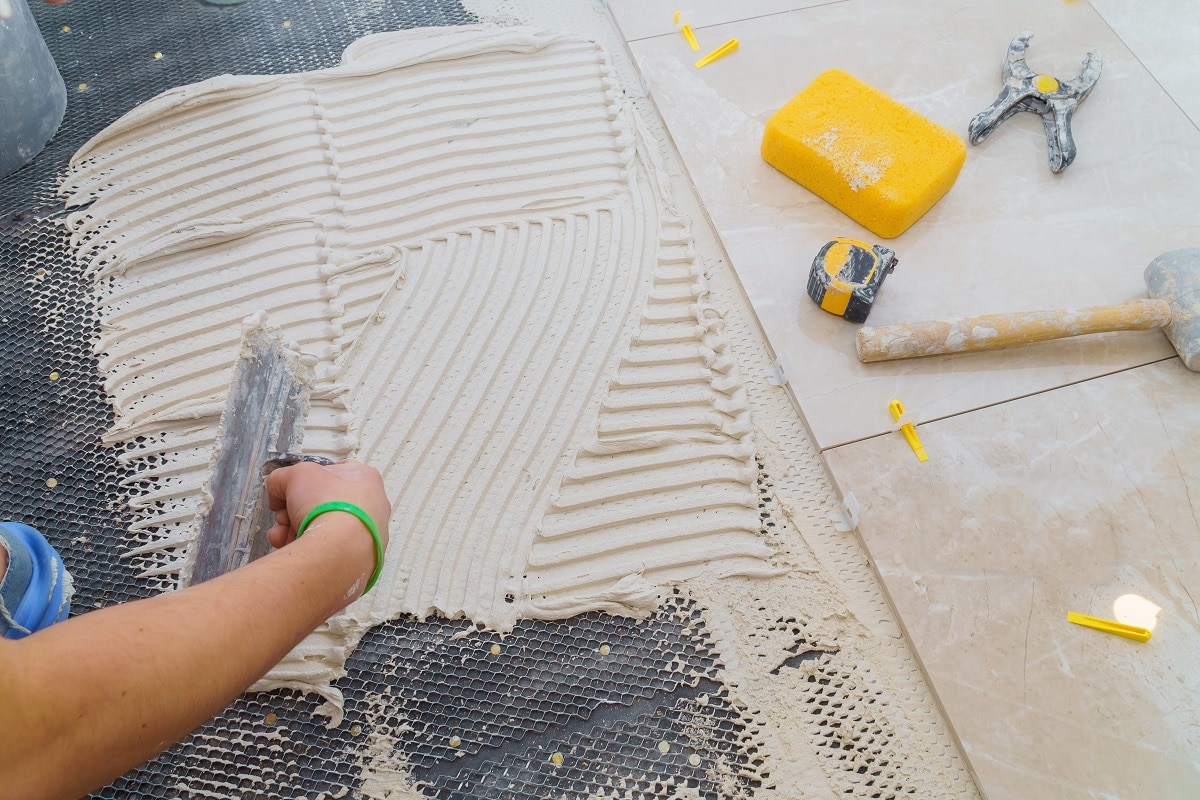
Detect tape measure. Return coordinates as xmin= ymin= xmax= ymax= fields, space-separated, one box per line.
xmin=806 ymin=238 xmax=897 ymax=323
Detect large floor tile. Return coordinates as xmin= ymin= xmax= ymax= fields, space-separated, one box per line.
xmin=628 ymin=0 xmax=1197 ymax=449
xmin=824 ymin=359 xmax=1200 ymax=800
xmin=1090 ymin=0 xmax=1200 ymax=128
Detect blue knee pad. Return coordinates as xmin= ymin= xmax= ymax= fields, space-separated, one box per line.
xmin=0 ymin=522 xmax=73 ymax=639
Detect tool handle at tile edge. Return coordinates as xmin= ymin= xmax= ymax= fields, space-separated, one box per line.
xmin=856 ymin=299 xmax=1171 ymax=363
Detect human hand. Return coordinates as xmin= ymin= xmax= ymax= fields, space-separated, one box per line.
xmin=264 ymin=460 xmax=391 ymax=554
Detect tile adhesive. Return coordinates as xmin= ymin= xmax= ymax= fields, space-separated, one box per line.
xmin=37 ymin=4 xmax=981 ymax=797
xmin=62 ymin=24 xmax=778 ymax=715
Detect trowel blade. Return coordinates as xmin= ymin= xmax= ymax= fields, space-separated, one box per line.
xmin=188 ymin=328 xmax=312 ymax=586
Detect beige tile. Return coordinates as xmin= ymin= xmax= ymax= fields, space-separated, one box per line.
xmin=824 ymin=359 xmax=1200 ymax=800
xmin=628 ymin=0 xmax=1197 ymax=448
xmin=1091 ymin=0 xmax=1200 ymax=127
xmin=606 ymin=0 xmax=825 ymax=42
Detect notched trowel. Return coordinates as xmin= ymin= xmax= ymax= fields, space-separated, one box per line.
xmin=187 ymin=325 xmax=319 ymax=586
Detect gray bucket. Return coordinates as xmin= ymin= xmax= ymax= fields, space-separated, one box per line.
xmin=0 ymin=0 xmax=67 ymax=179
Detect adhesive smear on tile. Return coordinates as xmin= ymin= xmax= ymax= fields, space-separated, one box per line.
xmin=60 ymin=25 xmax=777 ymax=721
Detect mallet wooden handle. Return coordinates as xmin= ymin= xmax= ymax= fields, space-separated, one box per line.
xmin=856 ymin=299 xmax=1171 ymax=363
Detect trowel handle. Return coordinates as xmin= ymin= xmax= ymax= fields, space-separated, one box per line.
xmin=856 ymin=299 xmax=1171 ymax=363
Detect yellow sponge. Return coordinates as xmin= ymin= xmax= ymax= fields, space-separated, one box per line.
xmin=761 ymin=69 xmax=966 ymax=239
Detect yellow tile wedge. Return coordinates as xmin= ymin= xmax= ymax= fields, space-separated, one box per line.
xmin=681 ymin=24 xmax=699 ymax=51
xmin=1067 ymin=611 xmax=1152 ymax=643
xmin=888 ymin=399 xmax=928 ymax=462
xmin=695 ymin=38 xmax=738 ymax=68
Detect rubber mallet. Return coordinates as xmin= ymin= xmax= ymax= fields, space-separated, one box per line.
xmin=855 ymin=247 xmax=1200 ymax=371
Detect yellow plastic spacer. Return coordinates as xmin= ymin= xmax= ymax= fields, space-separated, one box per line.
xmin=694 ymin=37 xmax=738 ymax=68
xmin=681 ymin=24 xmax=699 ymax=51
xmin=673 ymin=10 xmax=681 ymax=24
xmin=888 ymin=400 xmax=928 ymax=462
xmin=1067 ymin=611 xmax=1152 ymax=643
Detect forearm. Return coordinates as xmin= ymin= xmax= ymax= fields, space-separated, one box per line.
xmin=0 ymin=512 xmax=373 ymax=800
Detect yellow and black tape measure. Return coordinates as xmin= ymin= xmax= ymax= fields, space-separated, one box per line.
xmin=806 ymin=238 xmax=897 ymax=323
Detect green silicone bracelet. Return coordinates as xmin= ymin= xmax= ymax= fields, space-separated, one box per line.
xmin=295 ymin=501 xmax=384 ymax=594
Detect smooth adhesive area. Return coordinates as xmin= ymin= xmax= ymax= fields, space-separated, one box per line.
xmin=61 ymin=25 xmax=774 ymax=720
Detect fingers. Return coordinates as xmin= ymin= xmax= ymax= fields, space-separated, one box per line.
xmin=265 ymin=509 xmax=291 ymax=550
xmin=264 ymin=462 xmax=295 ymax=512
